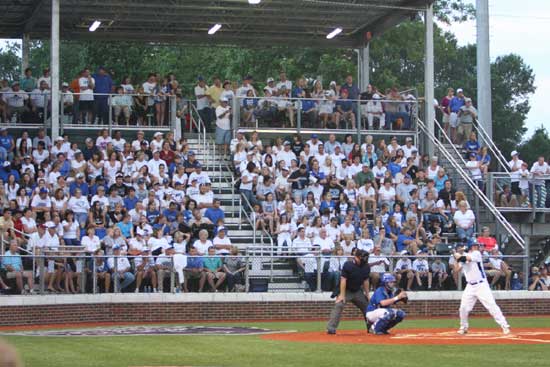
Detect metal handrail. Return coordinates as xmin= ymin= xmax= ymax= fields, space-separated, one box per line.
xmin=418 ymin=118 xmax=525 ymax=249
xmin=474 ymin=118 xmax=510 ymax=173
xmin=188 ymin=103 xmax=207 ymax=158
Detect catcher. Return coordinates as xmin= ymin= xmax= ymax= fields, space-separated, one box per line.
xmin=366 ymin=273 xmax=408 ymax=335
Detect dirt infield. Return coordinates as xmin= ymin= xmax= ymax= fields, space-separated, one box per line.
xmin=263 ymin=328 xmax=550 ymax=345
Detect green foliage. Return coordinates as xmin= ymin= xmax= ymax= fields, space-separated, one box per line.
xmin=519 ymin=127 xmax=550 ymax=165
xmin=0 ymin=42 xmax=21 ymax=81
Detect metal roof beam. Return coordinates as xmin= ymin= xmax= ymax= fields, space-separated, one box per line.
xmin=23 ymin=0 xmax=46 ymax=33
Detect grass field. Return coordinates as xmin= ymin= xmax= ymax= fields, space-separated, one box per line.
xmin=3 ymin=317 xmax=550 ymax=367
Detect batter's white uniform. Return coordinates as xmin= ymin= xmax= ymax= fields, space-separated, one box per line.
xmin=459 ymin=250 xmax=510 ymax=330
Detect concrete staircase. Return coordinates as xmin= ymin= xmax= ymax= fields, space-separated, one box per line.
xmin=187 ymin=134 xmax=308 ymax=292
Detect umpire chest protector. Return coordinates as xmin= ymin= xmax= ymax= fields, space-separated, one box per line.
xmin=341 ymin=260 xmax=370 ymax=292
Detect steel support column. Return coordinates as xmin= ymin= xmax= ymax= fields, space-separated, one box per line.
xmin=50 ymin=0 xmax=60 ymax=140
xmin=424 ymin=4 xmax=435 ymax=157
xmin=358 ymin=44 xmax=370 ymax=91
xmin=21 ymin=34 xmax=30 ymax=74
xmin=476 ymin=0 xmax=492 ymax=139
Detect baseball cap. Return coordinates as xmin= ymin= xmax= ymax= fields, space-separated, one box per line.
xmin=62 ymin=82 xmax=69 ymax=87
xmin=39 ymin=187 xmax=48 ymax=194
xmin=266 ymin=77 xmax=274 ymax=83
xmin=405 ymin=137 xmax=413 ymax=142
xmin=23 ymin=155 xmax=31 ymax=159
xmin=244 ymin=75 xmax=253 ymax=80
xmin=154 ymin=132 xmax=163 ymax=138
xmin=188 ymin=150 xmax=195 ymax=155
xmin=457 ymin=88 xmax=464 ymax=93
xmin=311 ymin=134 xmax=318 ymax=139
xmin=137 ymin=178 xmax=145 ymax=184
xmin=283 ymin=141 xmax=290 ymax=146
xmin=220 ymin=97 xmax=228 ymax=102
xmin=197 ymin=75 xmax=205 ymax=81
xmin=404 ymin=174 xmax=412 ymax=179
xmin=45 ymin=221 xmax=56 ymax=229
xmin=76 ymin=173 xmax=84 ymax=179
xmin=195 ymin=163 xmax=202 ymax=168
xmin=281 ymin=166 xmax=289 ymax=171
xmin=217 ymin=226 xmax=226 ymax=232
xmin=511 ymin=150 xmax=518 ymax=157
xmin=469 ymin=152 xmax=477 ymax=158
xmin=2 ymin=161 xmax=10 ymax=167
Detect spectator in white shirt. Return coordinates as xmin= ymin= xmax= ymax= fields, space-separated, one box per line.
xmin=368 ymin=245 xmax=390 ymax=288
xmin=453 ymin=200 xmax=475 ymax=241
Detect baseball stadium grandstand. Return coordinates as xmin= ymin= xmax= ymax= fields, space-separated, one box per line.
xmin=0 ymin=1 xmax=548 ymax=367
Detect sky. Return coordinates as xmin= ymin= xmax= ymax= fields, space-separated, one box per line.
xmin=439 ymin=0 xmax=550 ymax=138
xmin=1 ymin=0 xmax=547 ymax=138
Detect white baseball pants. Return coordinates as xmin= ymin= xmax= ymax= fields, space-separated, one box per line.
xmin=459 ymin=280 xmax=509 ymax=329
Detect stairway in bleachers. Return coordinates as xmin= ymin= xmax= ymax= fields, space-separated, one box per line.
xmin=187 ymin=135 xmax=308 ymax=292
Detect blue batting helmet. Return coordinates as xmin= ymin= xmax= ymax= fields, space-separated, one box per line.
xmin=381 ymin=273 xmax=396 ymax=285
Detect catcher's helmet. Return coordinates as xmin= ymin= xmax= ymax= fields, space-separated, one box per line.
xmin=381 ymin=273 xmax=396 ymax=285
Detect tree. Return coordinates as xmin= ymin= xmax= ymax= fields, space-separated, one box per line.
xmin=519 ymin=127 xmax=550 ymax=165
xmin=0 ymin=42 xmax=21 ymax=81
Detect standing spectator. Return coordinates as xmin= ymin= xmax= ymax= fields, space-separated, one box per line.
xmin=530 ymin=156 xmax=549 ymax=208
xmin=341 ymin=74 xmax=359 ymax=100
xmin=30 ymin=80 xmax=50 ymax=122
xmin=215 ymin=97 xmax=232 ymax=158
xmin=448 ymin=88 xmax=465 ymax=143
xmin=457 ymin=98 xmax=477 ymax=144
xmin=206 ymin=76 xmax=223 ymax=110
xmin=78 ymin=68 xmax=95 ymax=124
xmin=195 ymin=76 xmax=211 ymax=130
xmin=439 ymin=87 xmax=454 ymax=137
xmin=37 ymin=68 xmax=51 ymax=88
xmin=20 ymin=67 xmax=36 ymax=92
xmin=92 ymin=66 xmax=113 ymax=124
xmin=333 ymin=89 xmax=356 ymax=129
xmin=508 ymin=150 xmax=524 ymax=197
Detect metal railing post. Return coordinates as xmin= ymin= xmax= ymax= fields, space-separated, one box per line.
xmin=108 ymin=94 xmax=113 ymax=135
xmin=59 ymin=91 xmax=64 ymax=135
xmin=43 ymin=94 xmax=48 ymax=129
xmin=296 ymin=99 xmax=302 ymax=134
xmin=170 ymin=256 xmax=175 ymax=293
xmin=245 ymin=255 xmax=250 ymax=292
xmin=316 ymin=254 xmax=322 ymax=292
xmin=356 ymin=101 xmax=362 ymax=142
xmin=170 ymin=95 xmax=178 ymax=136
xmin=92 ymin=257 xmax=97 ymax=294
xmin=39 ymin=256 xmax=45 ymax=294
xmin=79 ymin=254 xmax=85 ymax=293
xmin=113 ymin=256 xmax=119 ymax=293
xmin=523 ymin=238 xmax=530 ymax=290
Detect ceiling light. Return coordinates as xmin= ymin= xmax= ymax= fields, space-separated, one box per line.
xmin=248 ymin=0 xmax=262 ymax=4
xmin=88 ymin=20 xmax=101 ymax=32
xmin=208 ymin=23 xmax=222 ymax=35
xmin=326 ymin=27 xmax=343 ymax=39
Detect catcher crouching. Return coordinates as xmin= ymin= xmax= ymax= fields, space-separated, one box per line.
xmin=366 ymin=273 xmax=408 ymax=335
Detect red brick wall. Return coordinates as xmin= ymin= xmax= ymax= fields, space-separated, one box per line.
xmin=1 ymin=299 xmax=549 ymax=327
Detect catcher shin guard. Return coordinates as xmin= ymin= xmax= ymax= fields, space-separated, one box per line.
xmin=386 ymin=309 xmax=406 ymax=330
xmin=373 ymin=309 xmax=395 ymax=334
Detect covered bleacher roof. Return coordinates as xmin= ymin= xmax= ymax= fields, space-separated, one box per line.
xmin=0 ymin=0 xmax=433 ymax=48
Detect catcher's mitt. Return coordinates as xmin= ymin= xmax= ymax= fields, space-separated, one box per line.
xmin=394 ymin=288 xmax=408 ymax=304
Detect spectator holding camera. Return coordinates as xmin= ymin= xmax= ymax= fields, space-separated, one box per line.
xmin=528 ymin=266 xmax=549 ymax=291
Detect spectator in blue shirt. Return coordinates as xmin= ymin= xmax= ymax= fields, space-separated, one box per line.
xmin=1 ymin=240 xmax=34 ymax=294
xmin=92 ymin=66 xmax=113 ymax=124
xmin=449 ymin=88 xmax=465 ymax=142
xmin=0 ymin=161 xmax=20 ymax=182
xmin=69 ymin=173 xmax=89 ymax=196
xmin=204 ymin=199 xmax=225 ymax=225
xmin=334 ymin=89 xmax=356 ymax=129
xmin=163 ymin=202 xmax=179 ymax=222
xmin=184 ymin=246 xmax=206 ymax=292
xmin=123 ymin=187 xmax=139 ymax=210
xmin=463 ymin=131 xmax=480 ymax=158
xmin=0 ymin=128 xmax=15 ymax=161
xmin=341 ymin=75 xmax=360 ymax=100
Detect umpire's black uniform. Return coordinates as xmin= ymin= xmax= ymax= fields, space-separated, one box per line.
xmin=326 ymin=255 xmax=370 ymax=334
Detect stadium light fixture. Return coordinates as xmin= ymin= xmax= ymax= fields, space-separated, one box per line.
xmin=208 ymin=23 xmax=222 ymax=35
xmin=326 ymin=27 xmax=343 ymax=39
xmin=248 ymin=0 xmax=262 ymax=4
xmin=88 ymin=20 xmax=101 ymax=32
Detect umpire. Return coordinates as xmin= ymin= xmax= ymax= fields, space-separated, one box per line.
xmin=326 ymin=249 xmax=370 ymax=335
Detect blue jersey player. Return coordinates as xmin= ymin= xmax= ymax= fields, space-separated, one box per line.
xmin=366 ymin=273 xmax=407 ymax=335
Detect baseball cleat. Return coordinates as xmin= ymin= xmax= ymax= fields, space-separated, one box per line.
xmin=502 ymin=327 xmax=511 ymax=335
xmin=326 ymin=329 xmax=336 ymax=335
xmin=457 ymin=327 xmax=468 ymax=335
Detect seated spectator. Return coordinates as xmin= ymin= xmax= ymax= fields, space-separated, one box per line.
xmin=394 ymin=251 xmax=414 ymax=290
xmin=223 ymin=246 xmax=245 ymax=292
xmin=184 ymin=246 xmax=206 ymax=292
xmin=412 ymin=249 xmax=432 ymax=290
xmin=528 ymin=266 xmax=549 ymax=291
xmin=134 ymin=247 xmax=157 ymax=293
xmin=476 ymin=226 xmax=498 ymax=251
xmin=212 ymin=227 xmax=232 ymax=255
xmin=107 ymin=245 xmax=135 ymax=292
xmin=453 ymin=200 xmax=475 ymax=242
xmin=333 ymin=89 xmax=356 ymax=129
xmin=1 ymin=240 xmax=34 ymax=294
xmin=326 ymin=246 xmax=345 ymax=296
xmin=396 ymin=226 xmax=421 ymax=255
xmin=203 ymin=246 xmax=226 ymax=292
xmin=192 ymin=229 xmax=213 ymax=256
xmin=297 ymin=251 xmax=318 ymax=292
xmin=498 ymin=184 xmax=519 ymax=207
xmin=368 ymin=245 xmax=390 ymax=289
xmin=155 ymin=246 xmax=176 ymax=292
xmin=431 ymin=257 xmax=448 ymax=290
